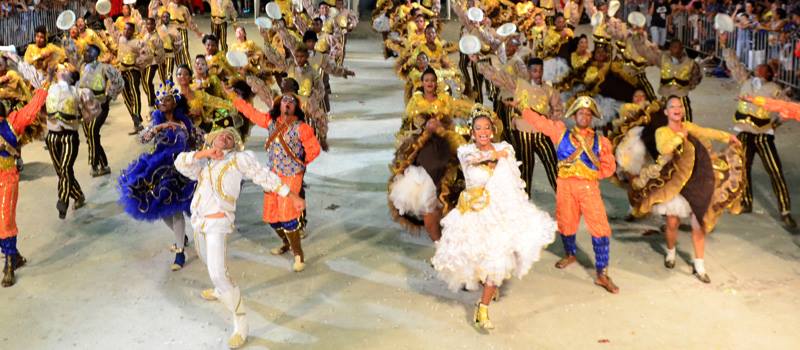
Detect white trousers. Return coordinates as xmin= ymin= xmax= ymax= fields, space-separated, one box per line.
xmin=192 ymin=216 xmax=236 ymax=294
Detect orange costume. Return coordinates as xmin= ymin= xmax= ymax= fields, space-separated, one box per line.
xmin=521 ymin=96 xmax=616 ymax=275
xmin=233 ymin=97 xmax=321 ymax=222
xmin=1 ymin=89 xmax=47 ymax=287
xmin=233 ymin=95 xmax=320 ymax=272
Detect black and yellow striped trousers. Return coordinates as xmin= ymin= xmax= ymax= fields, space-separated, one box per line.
xmin=121 ymin=68 xmax=143 ymax=128
xmin=46 ymin=129 xmax=83 ymax=205
xmin=82 ymin=99 xmax=109 ymax=171
xmin=738 ymin=132 xmax=791 ymax=214
xmin=158 ymin=50 xmax=176 ymax=83
xmin=142 ymin=64 xmax=159 ymax=108
xmin=210 ymin=18 xmax=228 ymax=52
xmin=510 ymin=129 xmax=558 ymax=194
xmin=177 ymin=28 xmax=191 ymax=67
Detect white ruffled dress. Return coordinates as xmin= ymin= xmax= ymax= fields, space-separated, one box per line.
xmin=432 ymin=142 xmax=556 ymax=291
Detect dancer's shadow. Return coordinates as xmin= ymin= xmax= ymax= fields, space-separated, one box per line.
xmin=19 ymin=161 xmax=55 ymax=182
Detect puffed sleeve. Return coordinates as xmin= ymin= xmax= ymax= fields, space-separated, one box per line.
xmin=233 ymin=97 xmax=272 ymax=128
xmin=236 ymin=150 xmax=290 ymax=196
xmin=298 ymin=123 xmax=321 ymax=164
xmin=174 ymin=151 xmax=203 ymax=180
xmin=597 ymin=136 xmax=616 ymax=179
xmin=655 ymin=127 xmax=684 ymax=155
xmin=685 ymin=122 xmax=731 ymax=144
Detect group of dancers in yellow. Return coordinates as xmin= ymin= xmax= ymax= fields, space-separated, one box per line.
xmin=375 ymin=0 xmax=800 ymax=330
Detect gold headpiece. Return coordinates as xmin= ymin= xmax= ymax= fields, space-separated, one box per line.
xmin=564 ymin=96 xmax=602 ymax=119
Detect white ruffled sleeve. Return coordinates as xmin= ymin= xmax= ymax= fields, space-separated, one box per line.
xmin=174 ymin=151 xmax=203 ymax=180
xmin=236 ymin=151 xmax=290 ymax=197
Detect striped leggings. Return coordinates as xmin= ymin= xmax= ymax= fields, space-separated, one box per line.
xmin=738 ymin=132 xmax=791 ymax=214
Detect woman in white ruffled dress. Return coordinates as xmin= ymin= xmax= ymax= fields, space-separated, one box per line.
xmin=431 ymin=115 xmax=556 ymax=330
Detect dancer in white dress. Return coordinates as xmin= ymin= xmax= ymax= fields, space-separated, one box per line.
xmin=432 ymin=114 xmax=556 ymax=330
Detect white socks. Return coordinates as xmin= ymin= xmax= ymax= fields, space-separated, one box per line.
xmin=693 ymin=259 xmax=706 ymax=275
xmin=665 ymin=247 xmax=676 ymax=262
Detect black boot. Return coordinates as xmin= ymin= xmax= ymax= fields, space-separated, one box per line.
xmin=781 ymin=214 xmax=797 ymax=230
xmin=57 ymin=200 xmax=68 ymax=219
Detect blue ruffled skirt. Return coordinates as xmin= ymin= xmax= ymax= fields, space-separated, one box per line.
xmin=117 ymin=129 xmax=196 ymax=221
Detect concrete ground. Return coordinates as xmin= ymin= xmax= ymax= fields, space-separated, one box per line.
xmin=1 ymin=17 xmax=799 ymax=350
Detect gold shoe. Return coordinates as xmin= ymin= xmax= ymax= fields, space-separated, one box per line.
xmin=293 ymin=255 xmax=305 ymax=272
xmin=227 ymin=333 xmax=246 ymax=349
xmin=200 ymin=289 xmax=218 ymax=301
xmin=473 ymin=303 xmax=494 ymax=330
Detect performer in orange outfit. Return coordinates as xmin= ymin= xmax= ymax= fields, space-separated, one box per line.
xmin=521 ymin=96 xmax=619 ymax=293
xmin=232 ymin=91 xmax=321 ymax=272
xmin=0 ymin=88 xmax=48 ymax=287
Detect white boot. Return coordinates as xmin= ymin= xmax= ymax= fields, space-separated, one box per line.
xmin=218 ymin=287 xmax=249 ymax=349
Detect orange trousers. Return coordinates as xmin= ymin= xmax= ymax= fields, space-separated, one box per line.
xmin=0 ymin=168 xmax=20 ymax=239
xmin=263 ymin=173 xmax=304 ymax=224
xmin=555 ymin=177 xmax=611 ymax=237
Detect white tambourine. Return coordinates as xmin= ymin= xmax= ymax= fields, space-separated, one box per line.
xmin=265 ymin=2 xmax=283 ymax=20
xmin=255 ymin=17 xmax=273 ymax=30
xmin=56 ymin=10 xmax=76 ymax=31
xmin=95 ymin=0 xmax=111 ymax=16
xmin=714 ymin=14 xmax=735 ymax=33
xmin=467 ymin=7 xmax=484 ymax=22
xmin=123 ymin=0 xmax=136 ymax=4
xmin=459 ymin=34 xmax=481 ymax=55
xmin=627 ymin=11 xmax=647 ymax=28
xmin=590 ymin=12 xmax=604 ymax=27
xmin=226 ymin=50 xmax=249 ymax=68
xmin=608 ymin=0 xmax=621 ymax=17
xmin=496 ymin=23 xmax=517 ymax=37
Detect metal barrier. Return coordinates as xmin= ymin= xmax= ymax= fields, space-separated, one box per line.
xmin=0 ymin=2 xmax=91 ymax=51
xmin=618 ymin=1 xmax=800 ymax=92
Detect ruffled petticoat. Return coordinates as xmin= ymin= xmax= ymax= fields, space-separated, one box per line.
xmin=389 ymin=165 xmax=440 ymax=218
xmin=432 ymin=157 xmax=556 ymax=291
xmin=653 ymin=194 xmax=693 ymax=218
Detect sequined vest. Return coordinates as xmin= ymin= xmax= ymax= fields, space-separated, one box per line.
xmin=556 ymin=129 xmax=600 ymax=181
xmin=265 ymin=121 xmax=306 ymax=177
xmin=660 ymin=55 xmax=693 ymax=88
xmin=514 ymin=78 xmax=551 ymax=116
